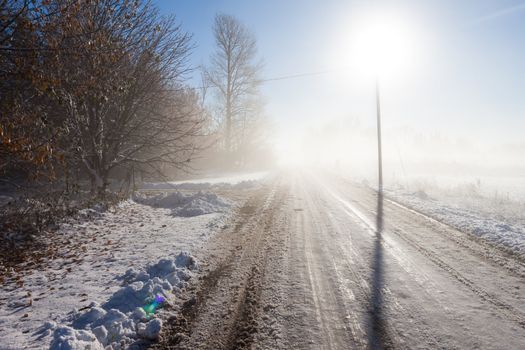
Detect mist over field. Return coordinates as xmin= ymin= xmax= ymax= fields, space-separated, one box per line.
xmin=275 ymin=116 xmax=525 ymax=199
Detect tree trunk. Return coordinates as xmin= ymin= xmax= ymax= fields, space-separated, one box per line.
xmin=225 ymin=97 xmax=232 ymax=153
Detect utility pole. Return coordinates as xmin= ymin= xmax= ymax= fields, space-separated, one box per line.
xmin=375 ymin=79 xmax=383 ymax=193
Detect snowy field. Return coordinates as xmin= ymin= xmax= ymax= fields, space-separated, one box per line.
xmin=387 ymin=173 xmax=525 ymax=204
xmin=0 ymin=173 xmax=266 ymax=349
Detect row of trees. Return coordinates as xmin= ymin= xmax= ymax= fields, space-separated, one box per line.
xmin=1 ymin=0 xmax=208 ymax=194
xmin=1 ymin=1 xmax=270 ymax=195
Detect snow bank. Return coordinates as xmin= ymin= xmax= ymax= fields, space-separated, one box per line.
xmin=48 ymin=252 xmax=197 ymax=350
xmin=141 ymin=171 xmax=268 ymax=191
xmin=387 ymin=189 xmax=525 ymax=257
xmin=142 ymin=179 xmax=260 ymax=191
xmin=0 ymin=192 xmax=231 ymax=349
xmin=134 ymin=191 xmax=230 ymax=217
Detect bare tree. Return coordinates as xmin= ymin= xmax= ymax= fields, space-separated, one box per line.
xmin=0 ymin=0 xmax=71 ymax=178
xmin=45 ymin=1 xmax=205 ymax=194
xmin=204 ymin=14 xmax=262 ymax=159
xmin=1 ymin=0 xmax=208 ymax=194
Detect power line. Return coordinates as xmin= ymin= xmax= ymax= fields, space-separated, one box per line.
xmin=162 ymin=68 xmax=335 ymax=92
xmin=258 ymin=69 xmax=334 ymax=82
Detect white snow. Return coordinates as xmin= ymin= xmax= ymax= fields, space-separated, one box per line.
xmin=0 ymin=186 xmax=235 ymax=349
xmin=142 ymin=171 xmax=268 ymax=191
xmin=137 ymin=318 xmax=162 ymax=340
xmin=386 ymin=187 xmax=525 ymax=257
xmin=49 ymin=252 xmax=196 ymax=349
xmin=133 ymin=191 xmax=230 ymax=217
xmin=49 ymin=326 xmax=104 ymax=350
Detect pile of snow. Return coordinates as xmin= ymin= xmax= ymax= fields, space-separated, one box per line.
xmin=142 ymin=172 xmax=268 ymax=191
xmin=48 ymin=252 xmax=197 ymax=350
xmin=142 ymin=180 xmax=260 ymax=191
xmin=76 ymin=203 xmax=108 ymax=220
xmin=134 ymin=191 xmax=230 ymax=217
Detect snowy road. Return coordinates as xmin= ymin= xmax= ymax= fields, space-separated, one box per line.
xmin=157 ymin=172 xmax=525 ymax=349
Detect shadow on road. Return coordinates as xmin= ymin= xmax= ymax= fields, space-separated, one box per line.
xmin=367 ymin=190 xmax=386 ymax=349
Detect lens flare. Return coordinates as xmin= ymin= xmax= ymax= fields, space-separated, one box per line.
xmin=143 ymin=294 xmax=166 ymax=316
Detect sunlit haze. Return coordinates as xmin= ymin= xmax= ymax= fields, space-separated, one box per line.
xmin=2 ymin=1 xmax=525 ymax=348
xmin=154 ymin=0 xmax=524 ymax=182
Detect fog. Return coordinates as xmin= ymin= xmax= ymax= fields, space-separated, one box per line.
xmin=148 ymin=0 xmax=525 ymax=205
xmin=273 ymin=117 xmax=525 ymax=199
xmin=253 ymin=1 xmax=525 ymax=205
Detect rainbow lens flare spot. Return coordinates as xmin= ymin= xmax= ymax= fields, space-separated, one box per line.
xmin=143 ymin=294 xmax=166 ymax=316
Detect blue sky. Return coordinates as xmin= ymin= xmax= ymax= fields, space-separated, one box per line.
xmin=154 ymin=0 xmax=525 ymax=150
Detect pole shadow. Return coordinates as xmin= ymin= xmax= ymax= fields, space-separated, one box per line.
xmin=367 ymin=189 xmax=386 ymax=349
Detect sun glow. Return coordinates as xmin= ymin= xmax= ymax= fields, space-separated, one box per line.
xmin=344 ymin=11 xmax=420 ymax=82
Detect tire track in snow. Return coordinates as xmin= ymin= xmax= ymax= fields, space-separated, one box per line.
xmin=292 ymin=179 xmax=366 ymax=349
xmin=225 ymin=184 xmax=281 ymax=350
xmin=384 ymin=196 xmax=525 ymax=275
xmin=154 ymin=182 xmax=283 ymax=349
xmin=313 ymin=185 xmax=442 ymax=349
xmin=299 ymin=182 xmax=372 ymax=349
xmin=389 ymin=226 xmax=525 ymax=329
xmin=334 ymin=176 xmax=525 ymax=277
xmin=321 ymin=179 xmax=525 ymax=331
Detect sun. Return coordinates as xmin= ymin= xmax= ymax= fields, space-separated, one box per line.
xmin=347 ymin=12 xmax=418 ymax=82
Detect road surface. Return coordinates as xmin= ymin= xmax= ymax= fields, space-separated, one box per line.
xmin=156 ymin=172 xmax=525 ymax=349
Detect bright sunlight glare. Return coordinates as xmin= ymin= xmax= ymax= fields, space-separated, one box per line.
xmin=279 ymin=10 xmax=421 ymax=168
xmin=346 ymin=11 xmax=420 ymax=82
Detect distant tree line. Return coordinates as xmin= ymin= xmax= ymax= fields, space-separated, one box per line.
xmin=1 ymin=0 xmax=208 ymax=195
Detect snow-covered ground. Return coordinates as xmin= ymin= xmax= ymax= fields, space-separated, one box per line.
xmin=142 ymin=171 xmax=268 ymax=191
xmin=0 ymin=173 xmax=266 ymax=349
xmin=133 ymin=191 xmax=230 ymax=217
xmin=385 ymin=186 xmax=525 ymax=257
xmin=328 ymin=168 xmax=525 ymax=257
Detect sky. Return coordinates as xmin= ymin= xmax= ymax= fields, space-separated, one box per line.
xmin=154 ymin=0 xmax=525 ymax=167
